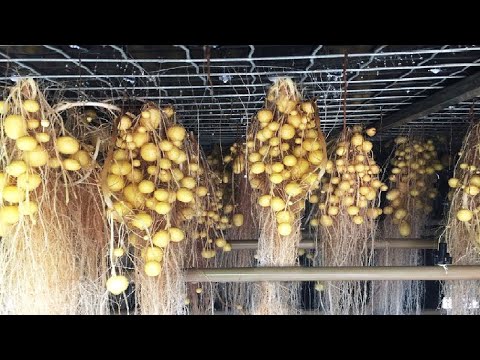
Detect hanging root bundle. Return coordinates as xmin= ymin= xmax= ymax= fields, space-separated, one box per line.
xmin=61 ymin=105 xmax=121 ymax=314
xmin=246 ymin=78 xmax=327 ymax=314
xmin=382 ymin=136 xmax=442 ymax=237
xmin=207 ymin=142 xmax=248 ymax=234
xmin=443 ymin=121 xmax=480 ymax=314
xmin=0 ymin=79 xmax=108 ymax=314
xmin=374 ymin=136 xmax=443 ymax=314
xmin=181 ymin=134 xmax=228 ymax=315
xmin=102 ymin=104 xmax=227 ymax=314
xmin=209 ymin=142 xmax=257 ymax=314
xmin=215 ymin=248 xmax=255 ymax=314
xmin=373 ymin=249 xmax=423 ymax=315
xmin=101 ymin=104 xmax=191 ymax=314
xmin=312 ymin=125 xmax=386 ymax=315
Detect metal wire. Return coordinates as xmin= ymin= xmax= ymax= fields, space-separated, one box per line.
xmin=1 ymin=44 xmax=479 ymax=144
xmin=0 ymin=46 xmax=478 ymax=63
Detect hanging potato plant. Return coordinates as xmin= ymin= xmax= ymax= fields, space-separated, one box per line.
xmin=383 ymin=137 xmax=442 ymax=237
xmin=245 ymin=77 xmax=327 ymax=314
xmin=374 ymin=136 xmax=443 ymax=315
xmin=0 ymin=79 xmax=108 ymax=314
xmin=101 ymin=104 xmax=190 ymax=313
xmin=102 ymin=103 xmax=224 ymax=314
xmin=444 ymin=121 xmax=480 ymax=314
xmin=313 ymin=125 xmax=387 ymax=315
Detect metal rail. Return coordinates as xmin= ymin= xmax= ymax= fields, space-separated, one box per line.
xmin=228 ymin=238 xmax=437 ymax=250
xmin=185 ymin=266 xmax=480 ymax=283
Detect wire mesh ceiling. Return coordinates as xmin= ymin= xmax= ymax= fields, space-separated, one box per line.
xmin=1 ymin=44 xmax=479 ymax=146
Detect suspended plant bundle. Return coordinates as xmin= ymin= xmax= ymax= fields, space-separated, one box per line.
xmin=226 ymin=142 xmax=258 ymax=240
xmin=313 ymin=125 xmax=386 ymax=315
xmin=301 ymin=140 xmax=337 ymax=312
xmin=207 ymin=143 xmax=247 ymax=233
xmin=182 ymin=134 xmax=228 ymax=315
xmin=209 ymin=141 xmax=258 ymax=314
xmin=382 ymin=136 xmax=442 ymax=237
xmin=102 ymin=104 xmax=227 ymax=314
xmin=443 ymin=121 xmax=480 ymax=314
xmin=101 ymin=104 xmax=192 ymax=314
xmin=223 ymin=142 xmax=258 ymax=315
xmin=246 ymin=78 xmax=327 ymax=314
xmin=182 ymin=134 xmax=229 ymax=259
xmin=374 ymin=136 xmax=443 ymax=314
xmin=306 ymin=136 xmax=338 ymax=229
xmin=0 ymin=79 xmax=108 ymax=314
xmin=57 ymin=103 xmax=124 ymax=314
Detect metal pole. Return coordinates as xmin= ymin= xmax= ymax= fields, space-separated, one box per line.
xmin=185 ymin=266 xmax=480 ymax=283
xmin=213 ymin=309 xmax=443 ymax=315
xmin=375 ymin=239 xmax=437 ymax=249
xmin=228 ymin=238 xmax=437 ymax=250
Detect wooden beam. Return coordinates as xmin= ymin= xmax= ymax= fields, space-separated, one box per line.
xmin=185 ymin=266 xmax=480 ymax=283
xmin=375 ymin=71 xmax=480 ymax=132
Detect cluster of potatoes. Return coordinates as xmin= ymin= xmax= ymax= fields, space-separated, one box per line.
xmin=207 ymin=142 xmax=245 ymax=232
xmin=448 ymin=151 xmax=480 ymax=226
xmin=189 ymin=151 xmax=231 ymax=259
xmin=0 ymin=98 xmax=88 ymax=236
xmin=105 ymin=105 xmax=229 ymax=294
xmin=311 ymin=126 xmax=386 ymax=228
xmin=383 ymin=137 xmax=442 ymax=237
xmin=105 ymin=105 xmax=188 ymax=284
xmin=246 ymin=80 xmax=326 ymax=238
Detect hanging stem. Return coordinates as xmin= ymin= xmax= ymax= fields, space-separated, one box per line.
xmin=205 ymin=45 xmax=214 ymax=94
xmin=469 ymin=100 xmax=476 ymax=124
xmin=342 ymin=52 xmax=349 ymax=132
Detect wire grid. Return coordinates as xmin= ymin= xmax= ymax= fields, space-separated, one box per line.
xmin=0 ymin=44 xmax=479 ymax=146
